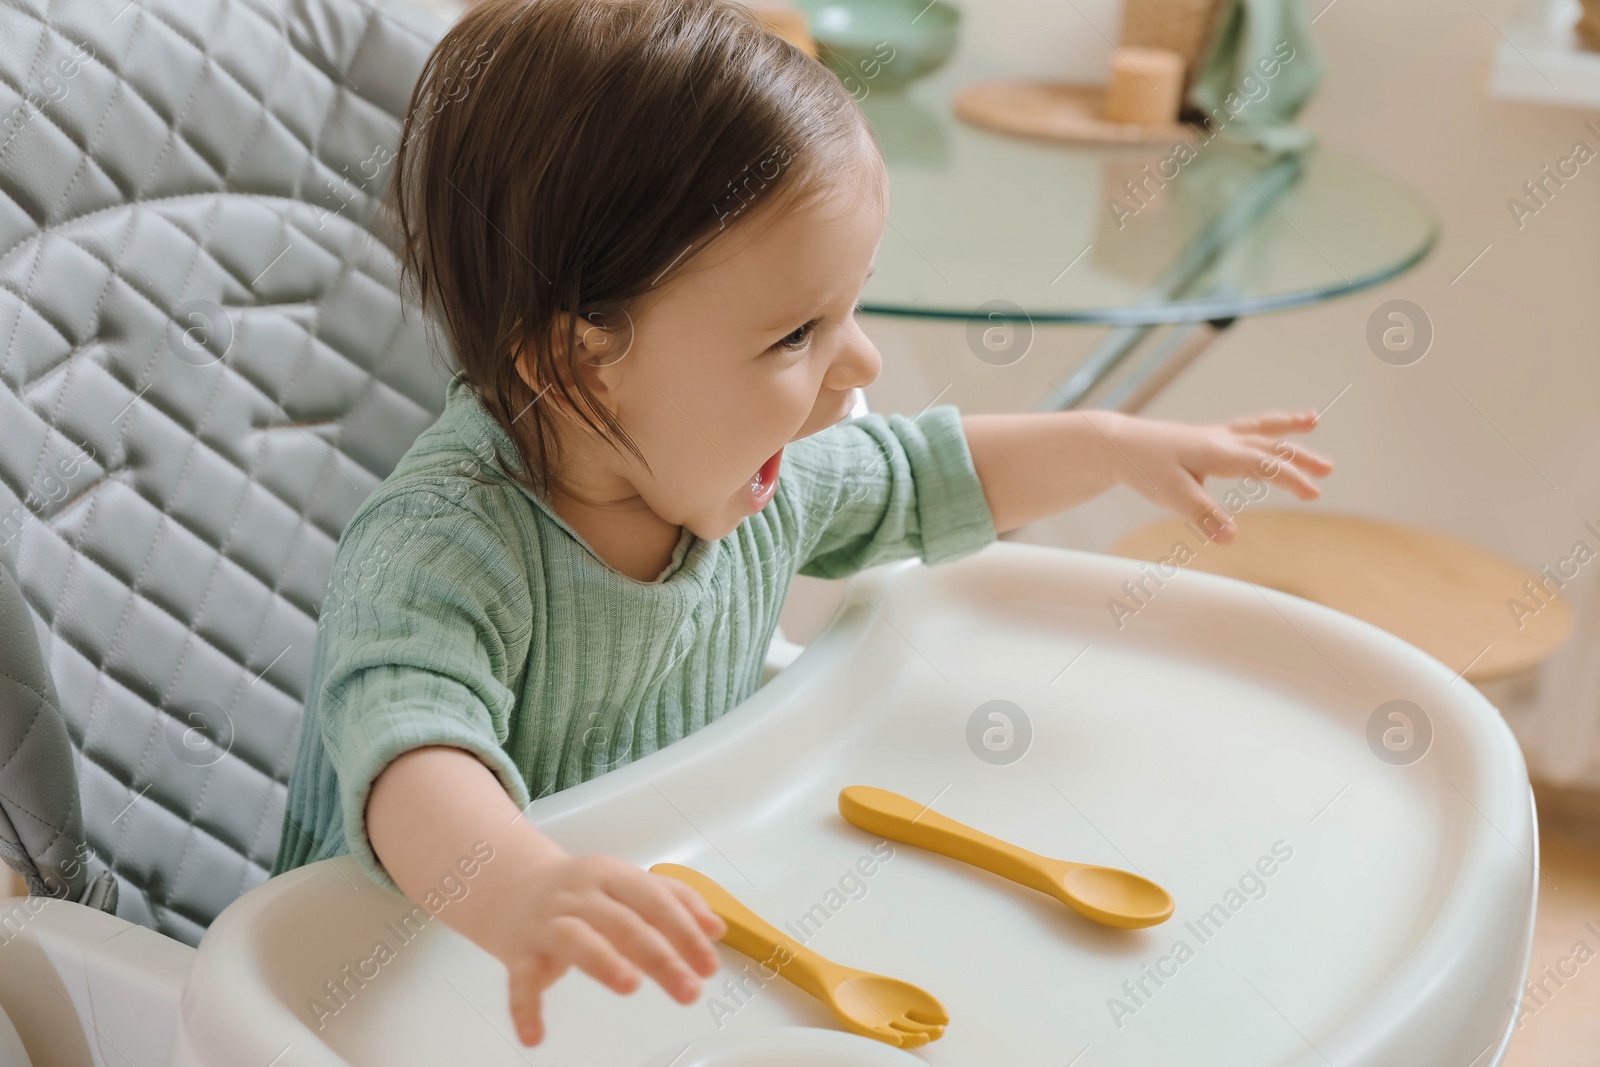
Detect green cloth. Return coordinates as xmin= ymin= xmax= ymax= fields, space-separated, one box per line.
xmin=272 ymin=373 xmax=997 ymax=891
xmin=1188 ymin=0 xmax=1325 ymax=153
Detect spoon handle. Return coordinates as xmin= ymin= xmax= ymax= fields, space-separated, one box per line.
xmin=650 ymin=862 xmax=838 ymax=1001
xmin=838 ymin=786 xmax=1063 ymax=898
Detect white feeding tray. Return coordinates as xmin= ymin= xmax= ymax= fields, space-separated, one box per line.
xmin=176 ymin=542 xmax=1537 ymax=1066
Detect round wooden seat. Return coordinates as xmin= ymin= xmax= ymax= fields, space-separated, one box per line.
xmin=1111 ymin=509 xmax=1574 ymax=684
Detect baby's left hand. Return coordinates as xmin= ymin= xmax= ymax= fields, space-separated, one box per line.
xmin=1099 ymin=408 xmax=1333 ymax=543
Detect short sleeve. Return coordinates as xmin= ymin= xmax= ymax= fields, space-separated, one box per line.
xmin=783 ymin=404 xmax=997 ymax=579
xmin=313 ymin=490 xmax=535 ymax=891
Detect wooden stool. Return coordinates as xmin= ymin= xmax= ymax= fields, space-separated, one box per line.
xmin=1110 ymin=509 xmax=1574 ymax=687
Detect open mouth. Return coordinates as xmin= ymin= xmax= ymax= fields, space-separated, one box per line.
xmin=749 ymin=446 xmax=783 ymax=510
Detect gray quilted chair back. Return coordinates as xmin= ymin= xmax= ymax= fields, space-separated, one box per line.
xmin=0 ymin=0 xmax=454 ymax=945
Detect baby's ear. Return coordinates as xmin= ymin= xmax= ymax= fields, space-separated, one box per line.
xmin=560 ymin=308 xmax=634 ymax=393
xmin=572 ymin=308 xmax=633 ymax=370
xmin=507 ymin=316 xmax=626 ymax=428
xmin=504 ymin=312 xmax=631 ymax=420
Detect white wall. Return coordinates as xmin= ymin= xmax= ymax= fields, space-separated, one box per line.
xmin=829 ymin=0 xmax=1600 ymax=785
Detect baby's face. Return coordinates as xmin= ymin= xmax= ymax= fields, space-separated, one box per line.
xmin=584 ymin=156 xmax=888 ymax=542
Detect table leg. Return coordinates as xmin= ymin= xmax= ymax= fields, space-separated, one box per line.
xmin=1034 ymin=149 xmax=1306 ymax=414
xmin=1098 ymin=315 xmax=1238 ymax=415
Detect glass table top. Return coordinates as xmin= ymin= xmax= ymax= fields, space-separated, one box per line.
xmin=855 ymin=58 xmax=1438 ymax=325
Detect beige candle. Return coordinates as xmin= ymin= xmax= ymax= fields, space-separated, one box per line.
xmin=1104 ymin=46 xmax=1186 ymax=126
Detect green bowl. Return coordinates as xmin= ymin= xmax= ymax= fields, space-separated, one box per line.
xmin=803 ymin=0 xmax=961 ymax=93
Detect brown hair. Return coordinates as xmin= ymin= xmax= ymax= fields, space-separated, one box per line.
xmin=387 ymin=0 xmax=878 ymax=500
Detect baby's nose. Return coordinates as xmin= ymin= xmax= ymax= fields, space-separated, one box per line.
xmin=832 ymin=333 xmax=882 ymax=392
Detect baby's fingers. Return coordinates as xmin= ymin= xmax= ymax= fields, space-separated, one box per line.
xmin=660 ymin=876 xmax=729 ymax=944
xmin=1162 ymin=474 xmax=1234 ymax=543
xmin=1236 ymin=436 xmax=1334 ymax=486
xmin=1279 ymin=446 xmax=1334 ymax=477
xmin=580 ymin=894 xmax=708 ymax=1004
xmin=1226 ymin=409 xmax=1318 ymax=437
xmin=1251 ymin=448 xmax=1324 ymax=499
xmin=547 ymin=913 xmax=643 ymax=996
xmin=1255 ymin=436 xmax=1334 ymax=475
xmin=611 ymin=872 xmax=725 ymax=978
xmin=508 ymin=974 xmax=546 ymax=1046
xmin=507 ymin=955 xmax=565 ymax=1046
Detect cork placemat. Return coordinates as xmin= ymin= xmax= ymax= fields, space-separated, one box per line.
xmin=953 ymin=78 xmax=1201 ymax=145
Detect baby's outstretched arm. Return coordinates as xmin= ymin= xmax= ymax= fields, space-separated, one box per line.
xmin=367 ymin=745 xmax=726 ymax=1046
xmin=962 ymin=408 xmax=1334 ymax=540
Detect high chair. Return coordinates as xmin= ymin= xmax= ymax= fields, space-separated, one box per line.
xmin=0 ymin=0 xmax=1537 ymax=1064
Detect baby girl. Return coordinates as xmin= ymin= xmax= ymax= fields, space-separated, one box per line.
xmin=273 ymin=0 xmax=1332 ymax=1046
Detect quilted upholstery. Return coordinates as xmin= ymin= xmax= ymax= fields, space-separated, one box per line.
xmin=0 ymin=549 xmax=87 ymax=900
xmin=0 ymin=0 xmax=454 ymax=944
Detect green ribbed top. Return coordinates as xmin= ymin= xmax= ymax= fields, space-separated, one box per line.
xmin=272 ymin=373 xmax=997 ymax=890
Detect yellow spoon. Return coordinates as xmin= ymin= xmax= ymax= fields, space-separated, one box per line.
xmin=837 ymin=785 xmax=1175 ymax=929
xmin=651 ymin=862 xmax=948 ymax=1048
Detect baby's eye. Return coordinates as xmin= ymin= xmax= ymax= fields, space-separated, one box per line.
xmin=772 ymin=319 xmax=819 ymax=352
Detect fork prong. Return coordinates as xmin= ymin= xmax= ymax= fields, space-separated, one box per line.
xmin=905 ymin=1006 xmax=949 ymax=1026
xmin=864 ymin=1025 xmax=915 ymax=1049
xmin=888 ymin=1027 xmax=932 ymax=1048
xmin=889 ymin=1017 xmax=943 ymax=1035
xmin=889 ymin=1020 xmax=944 ymax=1044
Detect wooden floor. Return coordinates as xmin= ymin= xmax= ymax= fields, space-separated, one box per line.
xmin=1501 ymin=823 xmax=1600 ymax=1065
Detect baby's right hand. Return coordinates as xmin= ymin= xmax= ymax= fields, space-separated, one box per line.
xmin=495 ymin=853 xmax=727 ymax=1046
